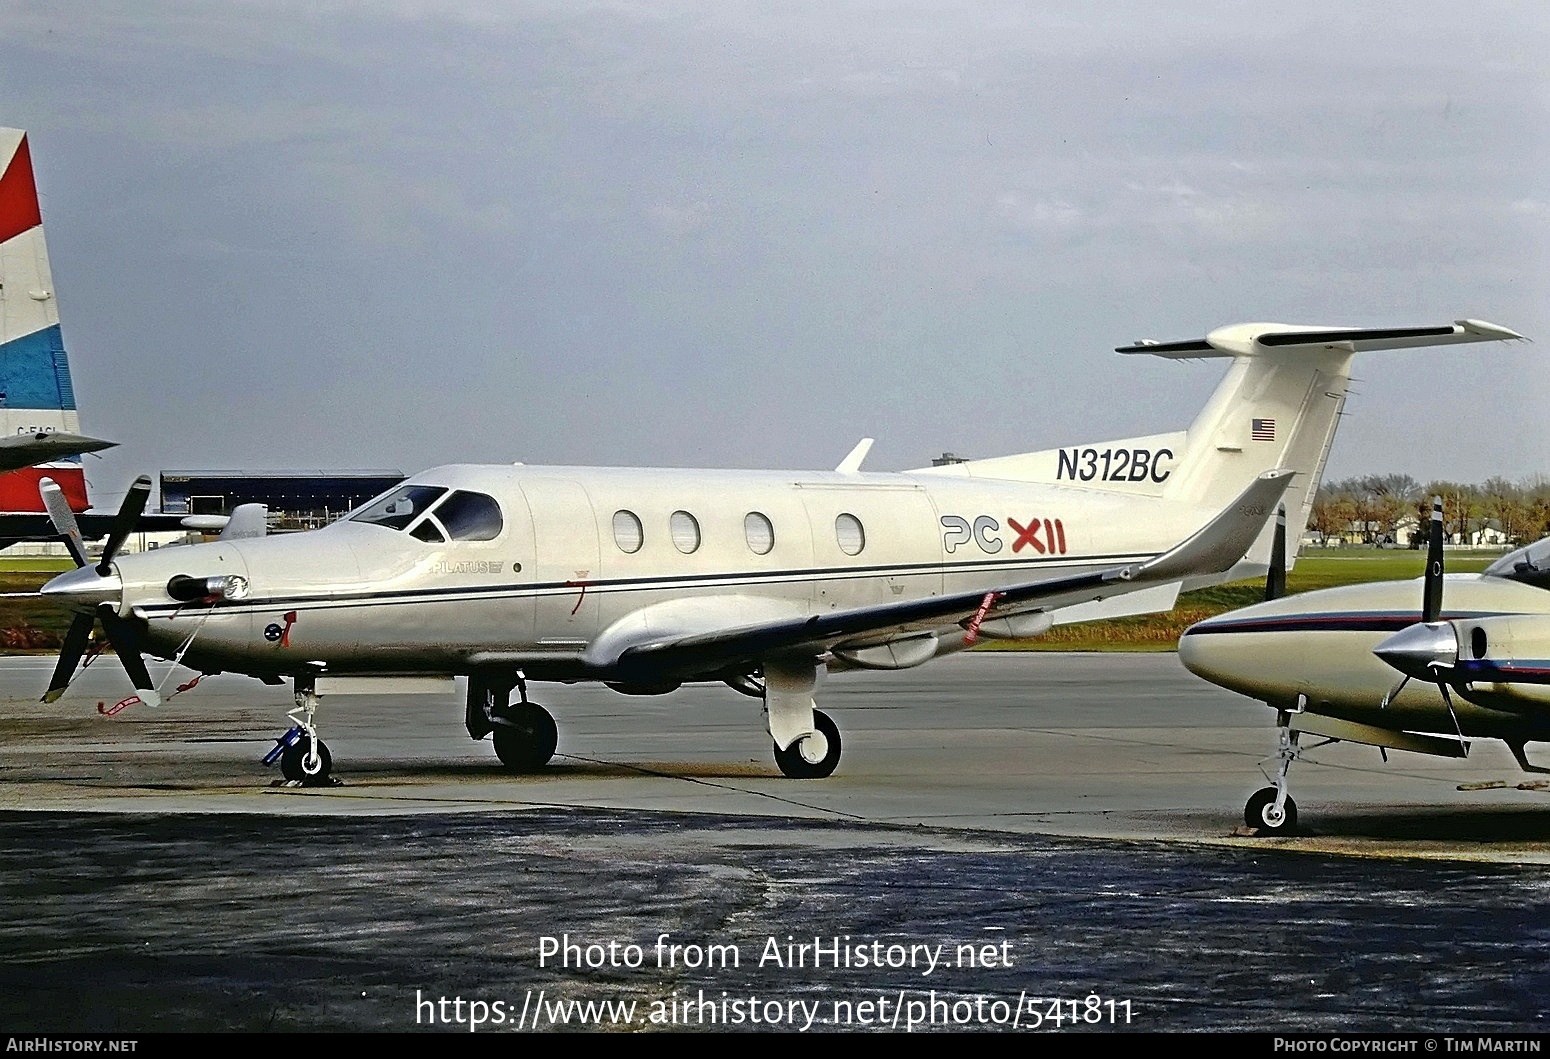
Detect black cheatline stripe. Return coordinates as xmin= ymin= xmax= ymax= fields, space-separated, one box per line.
xmin=1256 ymin=326 xmax=1454 ymax=347
xmin=137 ymin=551 xmax=1155 ymax=618
xmin=1182 ymin=611 xmax=1497 ymax=637
xmin=1114 ymin=339 xmax=1214 ymax=354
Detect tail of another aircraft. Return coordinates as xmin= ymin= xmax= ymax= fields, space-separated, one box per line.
xmin=918 ymin=319 xmax=1524 ymax=570
xmin=0 ymin=128 xmax=113 ymax=514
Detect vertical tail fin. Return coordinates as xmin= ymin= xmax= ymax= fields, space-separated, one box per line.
xmin=1123 ymin=320 xmax=1524 ymax=561
xmin=921 ymin=319 xmax=1523 ymax=568
xmin=0 ymin=128 xmax=114 ymax=512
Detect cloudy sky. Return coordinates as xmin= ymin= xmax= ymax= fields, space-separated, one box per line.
xmin=2 ymin=1 xmax=1546 ymax=510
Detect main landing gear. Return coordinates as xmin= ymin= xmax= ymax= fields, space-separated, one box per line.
xmin=760 ymin=659 xmax=843 ymax=779
xmin=467 ymin=673 xmax=558 ymax=772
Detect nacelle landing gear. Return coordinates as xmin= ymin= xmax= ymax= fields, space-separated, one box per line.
xmin=492 ymin=703 xmax=558 ymax=772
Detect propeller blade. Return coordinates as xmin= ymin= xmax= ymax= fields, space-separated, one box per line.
xmin=96 ymin=475 xmax=152 ymax=575
xmin=1379 ymin=673 xmax=1409 ymax=710
xmin=1434 ymin=674 xmax=1469 ymax=756
xmin=1263 ymin=503 xmax=1286 ymax=602
xmin=99 ymin=610 xmax=162 ymax=708
xmin=39 ymin=477 xmax=88 ymax=568
xmin=1422 ymin=495 xmax=1444 ymax=624
xmin=42 ymin=613 xmax=96 ymax=703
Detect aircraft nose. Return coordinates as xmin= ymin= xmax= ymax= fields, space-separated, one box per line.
xmin=40 ymin=565 xmax=123 ymax=613
xmin=1373 ymin=621 xmax=1458 ymax=681
xmin=1175 ymin=625 xmax=1215 ymax=678
xmin=1176 ymin=620 xmax=1255 ymax=691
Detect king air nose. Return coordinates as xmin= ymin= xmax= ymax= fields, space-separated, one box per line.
xmin=41 ymin=564 xmax=124 ymax=613
xmin=1373 ymin=622 xmax=1459 ymax=681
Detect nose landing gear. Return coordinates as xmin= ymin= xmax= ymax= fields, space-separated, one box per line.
xmin=1245 ymin=716 xmax=1301 ymax=835
xmin=263 ymin=679 xmax=336 ymax=787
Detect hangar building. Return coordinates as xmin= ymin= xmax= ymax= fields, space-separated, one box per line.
xmin=159 ymin=470 xmax=405 ymax=532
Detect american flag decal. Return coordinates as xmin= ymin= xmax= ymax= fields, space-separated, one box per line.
xmin=1251 ymin=418 xmax=1276 ymax=441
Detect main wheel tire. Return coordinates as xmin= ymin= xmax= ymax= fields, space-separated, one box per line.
xmin=773 ymin=709 xmax=842 ymax=779
xmin=1245 ymin=786 xmax=1297 ymax=834
xmin=280 ymin=736 xmax=333 ymax=786
xmin=492 ymin=703 xmax=558 ymax=772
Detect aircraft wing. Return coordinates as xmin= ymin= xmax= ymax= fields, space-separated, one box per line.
xmin=0 ymin=510 xmax=193 ymax=547
xmin=601 ymin=468 xmax=1295 ymax=682
xmin=0 ymin=432 xmax=116 ymax=472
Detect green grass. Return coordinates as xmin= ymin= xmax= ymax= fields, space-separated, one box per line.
xmin=0 ymin=570 xmax=76 ymax=649
xmin=0 ymin=556 xmax=73 ymax=573
xmin=978 ymin=547 xmax=1502 ymax=652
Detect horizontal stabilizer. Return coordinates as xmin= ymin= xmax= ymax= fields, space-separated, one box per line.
xmin=0 ymin=432 xmax=115 ymax=473
xmin=1118 ymin=319 xmax=1524 ymax=359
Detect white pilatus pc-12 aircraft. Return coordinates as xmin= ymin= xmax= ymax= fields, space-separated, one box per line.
xmin=1181 ymin=499 xmax=1550 ymax=834
xmin=34 ymin=316 xmax=1522 ymax=785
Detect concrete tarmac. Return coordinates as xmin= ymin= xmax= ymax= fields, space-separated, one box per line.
xmin=4 ymin=652 xmax=1549 ymax=855
xmin=4 ymin=652 xmax=1550 ymax=1033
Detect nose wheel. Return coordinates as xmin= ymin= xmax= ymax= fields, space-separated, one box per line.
xmin=269 ymin=679 xmax=337 ymax=787
xmin=1245 ymin=717 xmax=1301 ymax=835
xmin=280 ymin=734 xmax=334 ymax=786
xmin=1245 ymin=786 xmax=1297 ymax=834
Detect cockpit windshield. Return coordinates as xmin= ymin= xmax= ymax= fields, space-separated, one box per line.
xmin=348 ymin=485 xmax=504 ymax=543
xmin=1484 ymin=537 xmax=1550 ymax=590
xmin=349 ymin=485 xmax=448 ymax=530
xmin=431 ymin=491 xmax=504 ymax=541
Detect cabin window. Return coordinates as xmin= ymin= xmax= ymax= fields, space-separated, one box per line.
xmin=744 ymin=512 xmax=774 ymax=555
xmin=433 ymin=491 xmax=504 ymax=541
xmin=350 ymin=485 xmax=448 ymax=531
xmin=670 ymin=510 xmax=701 ymax=554
xmin=613 ymin=510 xmax=644 ymax=553
xmin=835 ymin=513 xmax=865 ymax=556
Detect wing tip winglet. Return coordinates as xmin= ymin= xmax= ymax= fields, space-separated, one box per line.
xmin=1457 ymin=319 xmax=1527 ymax=342
xmin=1138 ymin=469 xmax=1296 ymax=582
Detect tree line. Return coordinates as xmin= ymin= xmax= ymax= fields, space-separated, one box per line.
xmin=1309 ymin=474 xmax=1550 ymax=547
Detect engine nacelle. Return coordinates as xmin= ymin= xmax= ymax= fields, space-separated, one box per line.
xmin=1451 ymin=615 xmax=1550 ymax=712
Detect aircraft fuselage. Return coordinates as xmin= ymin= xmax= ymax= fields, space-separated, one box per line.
xmin=101 ymin=463 xmax=1226 ymax=682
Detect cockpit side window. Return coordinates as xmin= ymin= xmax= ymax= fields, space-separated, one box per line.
xmin=410 ymin=518 xmax=447 ymax=543
xmin=431 ymin=491 xmax=504 ymax=542
xmin=1484 ymin=538 xmax=1550 ymax=589
xmin=349 ymin=485 xmax=448 ymax=530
